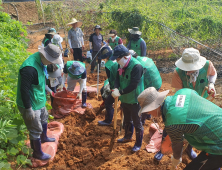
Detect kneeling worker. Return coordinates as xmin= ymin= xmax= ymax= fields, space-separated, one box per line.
xmin=62 ymin=61 xmax=87 ymax=108
xmin=111 ymin=45 xmax=144 ymax=152
xmin=138 ymin=87 xmax=222 ymax=170
xmin=17 ymin=44 xmax=62 ymax=160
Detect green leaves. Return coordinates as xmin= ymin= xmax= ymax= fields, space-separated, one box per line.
xmin=0 ymin=161 xmax=12 ymax=170
xmin=16 ymin=155 xmax=32 ymax=166
xmin=7 ymin=147 xmax=19 ymax=156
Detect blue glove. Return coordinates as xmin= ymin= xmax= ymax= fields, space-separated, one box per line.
xmin=90 ymin=49 xmax=93 ymax=53
xmin=103 ymin=41 xmax=107 ymax=45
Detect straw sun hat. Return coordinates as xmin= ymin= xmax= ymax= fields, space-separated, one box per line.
xmin=175 ymin=48 xmax=206 ymax=71
xmin=137 ymin=87 xmax=169 ymax=116
xmin=67 ymin=18 xmax=83 ymax=27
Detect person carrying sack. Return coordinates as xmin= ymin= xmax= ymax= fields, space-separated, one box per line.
xmin=107 ymin=30 xmax=123 ymax=49
xmin=62 ymin=61 xmax=87 ymax=108
xmin=138 ymin=87 xmax=222 ymax=170
xmin=67 ymin=18 xmax=84 ymax=62
xmin=97 ymin=46 xmax=118 ymax=126
xmin=129 ymin=50 xmax=162 ymax=125
xmin=45 ymin=64 xmax=63 ymax=104
xmin=127 ymin=27 xmax=147 ymax=57
xmin=110 ymin=45 xmax=144 ymax=152
xmin=42 ymin=28 xmax=56 ymax=47
xmin=16 ymin=44 xmax=62 ymax=160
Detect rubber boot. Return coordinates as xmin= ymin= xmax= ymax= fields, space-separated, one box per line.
xmin=82 ymin=92 xmax=87 ymax=108
xmin=141 ymin=113 xmax=151 ymax=125
xmin=31 ymin=138 xmax=51 ymax=160
xmin=132 ymin=129 xmax=144 ymax=152
xmin=98 ymin=102 xmax=114 ymax=126
xmin=185 ymin=144 xmax=197 ymax=160
xmin=117 ymin=123 xmax=134 ymax=143
xmin=41 ymin=123 xmax=55 ymax=143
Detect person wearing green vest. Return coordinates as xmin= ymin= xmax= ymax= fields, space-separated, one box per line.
xmin=110 ymin=45 xmax=144 ymax=152
xmin=16 ymin=44 xmax=62 ymax=160
xmin=129 ymin=49 xmax=162 ymax=125
xmin=138 ymin=87 xmax=222 ymax=170
xmin=107 ymin=30 xmax=123 ymax=49
xmin=62 ymin=61 xmax=87 ymax=108
xmin=127 ymin=27 xmax=146 ymax=56
xmin=41 ymin=28 xmax=56 ymax=47
xmin=97 ymin=46 xmax=118 ymax=126
xmin=172 ymin=48 xmax=217 ymax=98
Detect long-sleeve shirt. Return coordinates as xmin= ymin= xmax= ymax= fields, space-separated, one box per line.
xmin=127 ymin=39 xmax=147 ymax=56
xmin=161 ymin=100 xmax=200 ymax=159
xmin=114 ymin=64 xmax=143 ymax=95
xmin=20 ymin=66 xmax=39 ymax=109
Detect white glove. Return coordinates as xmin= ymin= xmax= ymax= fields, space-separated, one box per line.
xmin=208 ymin=83 xmax=216 ymax=96
xmin=77 ymin=92 xmax=82 ymax=100
xmin=57 ymin=84 xmax=63 ymax=91
xmin=111 ymin=88 xmax=121 ymax=98
xmin=171 ymin=156 xmax=182 ymax=170
xmin=25 ymin=108 xmax=35 ymax=120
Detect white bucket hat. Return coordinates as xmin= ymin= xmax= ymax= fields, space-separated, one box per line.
xmin=128 ymin=27 xmax=142 ymax=35
xmin=137 ymin=87 xmax=169 ymax=116
xmin=175 ymin=48 xmax=206 ymax=71
xmin=52 ymin=34 xmax=63 ymax=45
xmin=129 ymin=50 xmax=136 ymax=56
xmin=67 ymin=18 xmax=83 ymax=27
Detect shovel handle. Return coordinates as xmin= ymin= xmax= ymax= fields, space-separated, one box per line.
xmin=114 ymin=98 xmax=118 ymax=130
xmin=201 ymin=86 xmax=208 ymax=97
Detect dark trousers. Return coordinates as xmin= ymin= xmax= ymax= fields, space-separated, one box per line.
xmin=100 ymin=87 xmax=114 ymax=123
xmin=184 ymin=151 xmax=222 ymax=170
xmin=91 ymin=51 xmax=101 ymax=71
xmin=121 ymin=103 xmax=143 ymax=131
xmin=73 ymin=48 xmax=83 ymax=62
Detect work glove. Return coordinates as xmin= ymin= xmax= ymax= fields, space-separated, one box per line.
xmin=90 ymin=49 xmax=93 ymax=54
xmin=25 ymin=108 xmax=35 ymax=121
xmin=170 ymin=156 xmax=182 ymax=170
xmin=50 ymin=91 xmax=55 ymax=97
xmin=77 ymin=93 xmax=82 ymax=100
xmin=208 ymin=83 xmax=216 ymax=97
xmin=111 ymin=88 xmax=121 ymax=99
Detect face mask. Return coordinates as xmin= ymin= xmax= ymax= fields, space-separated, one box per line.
xmin=48 ymin=77 xmax=59 ymax=87
xmin=117 ymin=55 xmax=130 ymax=68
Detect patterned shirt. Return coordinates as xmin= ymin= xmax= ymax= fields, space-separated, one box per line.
xmin=68 ymin=27 xmax=84 ymax=48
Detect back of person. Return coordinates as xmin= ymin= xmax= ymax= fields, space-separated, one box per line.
xmin=137 ymin=56 xmax=162 ymax=90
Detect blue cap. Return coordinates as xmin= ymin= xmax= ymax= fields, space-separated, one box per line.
xmin=109 ymin=45 xmax=129 ymax=61
xmin=68 ymin=61 xmax=85 ymax=76
xmin=99 ymin=46 xmax=113 ymax=59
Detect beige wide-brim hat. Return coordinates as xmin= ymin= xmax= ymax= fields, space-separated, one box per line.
xmin=175 ymin=48 xmax=206 ymax=71
xmin=67 ymin=18 xmax=83 ymax=27
xmin=128 ymin=27 xmax=142 ymax=35
xmin=137 ymin=87 xmax=169 ymax=117
xmin=38 ymin=44 xmax=62 ymax=64
xmin=108 ymin=33 xmax=115 ymax=37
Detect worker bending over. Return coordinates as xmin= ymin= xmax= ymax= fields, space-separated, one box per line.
xmin=17 ymin=44 xmax=62 ymax=160
xmin=111 ymin=45 xmax=144 ymax=152
xmin=138 ymin=87 xmax=221 ymax=170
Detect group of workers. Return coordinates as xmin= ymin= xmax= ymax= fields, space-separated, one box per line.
xmin=16 ymin=17 xmax=222 ymax=170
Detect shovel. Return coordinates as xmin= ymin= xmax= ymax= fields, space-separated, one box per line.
xmin=109 ymin=97 xmax=118 ymax=151
xmin=118 ymin=108 xmax=124 ymax=135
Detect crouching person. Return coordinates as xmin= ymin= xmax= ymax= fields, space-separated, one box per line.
xmin=63 ymin=61 xmax=87 ymax=108
xmin=16 ymin=44 xmax=62 ymax=160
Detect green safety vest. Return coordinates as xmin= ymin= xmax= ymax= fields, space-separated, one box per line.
xmin=17 ymin=52 xmax=46 ymax=110
xmin=109 ymin=37 xmax=120 ymax=49
xmin=44 ymin=38 xmax=50 ymax=47
xmin=119 ymin=57 xmax=144 ymax=104
xmin=105 ymin=60 xmax=118 ymax=89
xmin=104 ymin=79 xmax=109 ymax=86
xmin=136 ymin=56 xmax=162 ymax=90
xmin=164 ymin=88 xmax=222 ymax=155
xmin=176 ymin=60 xmax=209 ymax=98
xmin=130 ymin=38 xmax=143 ymax=56
xmin=66 ymin=61 xmax=85 ymax=79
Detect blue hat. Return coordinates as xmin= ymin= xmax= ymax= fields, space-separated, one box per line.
xmin=99 ymin=46 xmax=113 ymax=59
xmin=68 ymin=62 xmax=85 ymax=76
xmin=109 ymin=45 xmax=129 ymax=61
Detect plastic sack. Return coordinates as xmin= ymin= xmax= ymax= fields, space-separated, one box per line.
xmin=51 ymin=90 xmax=93 ymax=119
xmin=26 ymin=121 xmax=64 ymax=168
